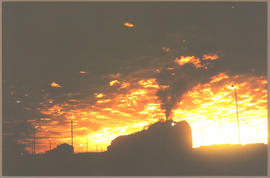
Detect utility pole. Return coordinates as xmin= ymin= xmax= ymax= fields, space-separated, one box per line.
xmin=32 ymin=139 xmax=34 ymax=155
xmin=71 ymin=119 xmax=74 ymax=148
xmin=33 ymin=125 xmax=36 ymax=155
xmin=233 ymin=85 xmax=241 ymax=144
xmin=49 ymin=138 xmax=52 ymax=151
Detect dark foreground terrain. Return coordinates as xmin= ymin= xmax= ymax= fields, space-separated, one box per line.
xmin=3 ymin=120 xmax=267 ymax=176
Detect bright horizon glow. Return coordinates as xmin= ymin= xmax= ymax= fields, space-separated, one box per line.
xmin=21 ymin=73 xmax=268 ymax=153
xmin=173 ymin=73 xmax=268 ymax=147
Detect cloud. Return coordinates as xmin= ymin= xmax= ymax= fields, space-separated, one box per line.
xmin=50 ymin=82 xmax=62 ymax=88
xmin=124 ymin=22 xmax=135 ymax=28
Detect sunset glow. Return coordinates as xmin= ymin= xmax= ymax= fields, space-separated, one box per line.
xmin=21 ymin=72 xmax=267 ymax=153
xmin=4 ymin=3 xmax=267 ymax=176
xmin=173 ymin=74 xmax=268 ymax=147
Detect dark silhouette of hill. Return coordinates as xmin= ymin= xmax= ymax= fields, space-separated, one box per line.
xmin=3 ymin=120 xmax=267 ymax=176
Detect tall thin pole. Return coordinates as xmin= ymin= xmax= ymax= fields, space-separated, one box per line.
xmin=49 ymin=138 xmax=51 ymax=151
xmin=32 ymin=131 xmax=34 ymax=155
xmin=32 ymin=137 xmax=34 ymax=155
xmin=71 ymin=120 xmax=74 ymax=148
xmin=33 ymin=126 xmax=36 ymax=155
xmin=234 ymin=87 xmax=241 ymax=144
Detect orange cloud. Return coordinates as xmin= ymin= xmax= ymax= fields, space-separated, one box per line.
xmin=175 ymin=56 xmax=203 ymax=68
xmin=120 ymin=82 xmax=130 ymax=88
xmin=138 ymin=79 xmax=159 ymax=88
xmin=202 ymin=54 xmax=219 ymax=60
xmin=110 ymin=80 xmax=120 ymax=86
xmin=124 ymin=22 xmax=135 ymax=28
xmin=210 ymin=73 xmax=229 ymax=83
xmin=95 ymin=93 xmax=105 ymax=98
xmin=50 ymin=82 xmax=62 ymax=88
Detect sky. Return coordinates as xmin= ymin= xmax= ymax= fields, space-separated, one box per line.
xmin=3 ymin=2 xmax=267 ymax=153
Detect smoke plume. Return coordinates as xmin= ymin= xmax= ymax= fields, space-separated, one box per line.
xmin=156 ymin=58 xmax=220 ymax=120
